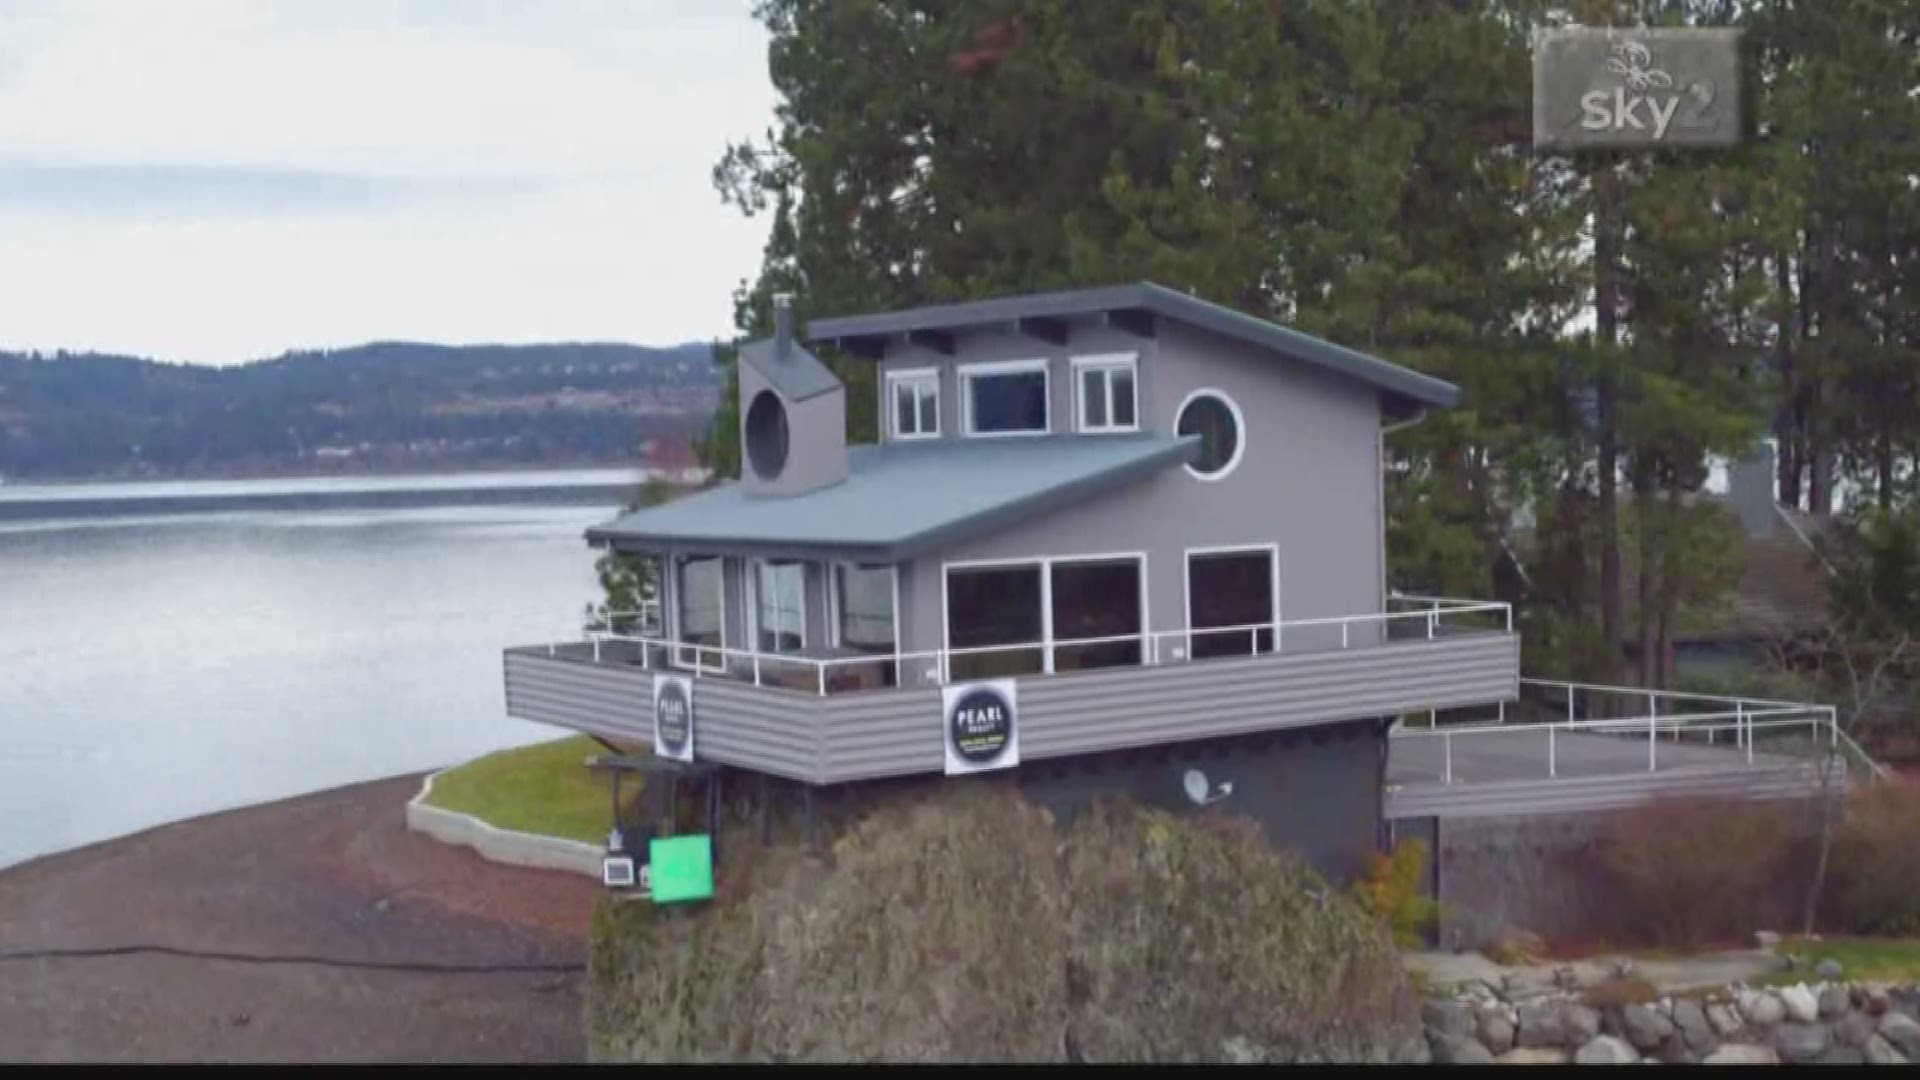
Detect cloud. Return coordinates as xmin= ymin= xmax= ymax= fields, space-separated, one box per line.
xmin=0 ymin=0 xmax=777 ymax=363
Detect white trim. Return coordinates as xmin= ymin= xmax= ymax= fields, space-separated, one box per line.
xmin=669 ymin=553 xmax=729 ymax=674
xmin=1070 ymin=351 xmax=1140 ymax=434
xmin=959 ymin=357 xmax=1051 ymax=437
xmin=1173 ymin=387 xmax=1247 ymax=481
xmin=940 ymin=550 xmax=1150 ymax=677
xmin=1182 ymin=543 xmax=1281 ymax=658
xmin=883 ymin=366 xmax=941 ymax=441
xmin=748 ymin=557 xmax=808 ymax=655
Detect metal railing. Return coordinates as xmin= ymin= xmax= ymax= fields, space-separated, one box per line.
xmin=554 ymin=596 xmax=1513 ymax=696
xmin=1389 ymin=676 xmax=1881 ymax=785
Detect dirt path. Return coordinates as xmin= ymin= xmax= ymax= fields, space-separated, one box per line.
xmin=0 ymin=774 xmax=598 ymax=1062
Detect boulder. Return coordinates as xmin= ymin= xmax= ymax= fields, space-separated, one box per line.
xmin=1774 ymin=1021 xmax=1832 ymax=1064
xmin=1561 ymin=1003 xmax=1602 ymax=1049
xmin=1672 ymin=998 xmax=1720 ymax=1056
xmin=1474 ymin=1008 xmax=1516 ymax=1056
xmin=1818 ymin=985 xmax=1850 ymax=1019
xmin=1865 ymin=1034 xmax=1910 ymax=1066
xmin=1833 ymin=1009 xmax=1876 ymax=1049
xmin=1739 ymin=989 xmax=1786 ymax=1027
xmin=1880 ymin=1012 xmax=1920 ymax=1059
xmin=1705 ymin=1001 xmax=1744 ymax=1039
xmin=1816 ymin=958 xmax=1845 ymax=981
xmin=1779 ymin=983 xmax=1820 ymax=1024
xmin=1422 ymin=999 xmax=1473 ymax=1041
xmin=1814 ymin=1043 xmax=1866 ymax=1064
xmin=1864 ymin=986 xmax=1891 ymax=1017
xmin=1655 ymin=1032 xmax=1698 ymax=1065
xmin=1574 ymin=1035 xmax=1639 ymax=1064
xmin=1617 ymin=1002 xmax=1674 ymax=1053
xmin=1701 ymin=1043 xmax=1779 ymax=1065
xmin=1497 ymin=1047 xmax=1570 ymax=1064
xmin=1515 ymin=1003 xmax=1564 ymax=1049
xmin=1436 ymin=1022 xmax=1489 ymax=1060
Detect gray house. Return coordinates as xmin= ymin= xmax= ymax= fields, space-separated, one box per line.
xmin=505 ymin=283 xmax=1523 ymax=882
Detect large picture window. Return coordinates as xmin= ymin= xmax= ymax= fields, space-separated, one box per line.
xmin=945 ymin=555 xmax=1144 ymax=681
xmin=945 ymin=564 xmax=1044 ymax=680
xmin=961 ymin=359 xmax=1049 ymax=436
xmin=752 ymin=560 xmax=807 ymax=654
xmin=673 ymin=555 xmax=726 ymax=672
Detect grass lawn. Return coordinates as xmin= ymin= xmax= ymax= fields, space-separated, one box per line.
xmin=1766 ymin=936 xmax=1920 ymax=985
xmin=424 ymin=734 xmax=634 ymax=844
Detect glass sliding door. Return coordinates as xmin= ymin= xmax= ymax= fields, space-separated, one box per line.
xmin=673 ymin=555 xmax=726 ymax=672
xmin=1186 ymin=548 xmax=1275 ymax=660
xmin=752 ymin=560 xmax=807 ymax=654
xmin=1051 ymin=557 xmax=1143 ymax=671
xmin=945 ymin=564 xmax=1044 ymax=681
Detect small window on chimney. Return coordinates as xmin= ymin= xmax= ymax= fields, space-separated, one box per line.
xmin=746 ymin=390 xmax=789 ymax=480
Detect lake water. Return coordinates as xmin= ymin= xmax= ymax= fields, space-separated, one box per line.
xmin=0 ymin=476 xmax=625 ymax=869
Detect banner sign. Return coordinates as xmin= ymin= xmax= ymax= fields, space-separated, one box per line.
xmin=1533 ymin=27 xmax=1742 ymax=150
xmin=653 ymin=675 xmax=694 ymax=762
xmin=942 ymin=678 xmax=1019 ymax=775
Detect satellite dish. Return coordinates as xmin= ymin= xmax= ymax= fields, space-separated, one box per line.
xmin=1183 ymin=768 xmax=1211 ymax=805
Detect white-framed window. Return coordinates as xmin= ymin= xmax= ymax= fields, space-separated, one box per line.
xmin=885 ymin=367 xmax=940 ymax=440
xmin=960 ymin=358 xmax=1050 ymax=437
xmin=671 ymin=554 xmax=727 ymax=673
xmin=1071 ymin=352 xmax=1139 ymax=433
xmin=749 ymin=559 xmax=808 ymax=654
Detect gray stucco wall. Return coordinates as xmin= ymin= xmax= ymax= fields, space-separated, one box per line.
xmin=893 ymin=317 xmax=1387 ymax=663
xmin=739 ymin=359 xmax=848 ymax=498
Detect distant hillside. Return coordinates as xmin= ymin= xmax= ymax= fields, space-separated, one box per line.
xmin=0 ymin=341 xmax=720 ymax=479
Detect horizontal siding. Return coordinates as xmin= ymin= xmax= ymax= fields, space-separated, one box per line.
xmin=1019 ymin=634 xmax=1516 ymax=759
xmin=503 ymin=648 xmax=825 ymax=782
xmin=814 ymin=632 xmax=1518 ymax=783
xmin=1386 ymin=761 xmax=1836 ymax=820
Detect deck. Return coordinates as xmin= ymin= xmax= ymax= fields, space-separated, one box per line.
xmin=503 ymin=622 xmax=1521 ymax=785
xmin=1384 ymin=681 xmax=1856 ymax=819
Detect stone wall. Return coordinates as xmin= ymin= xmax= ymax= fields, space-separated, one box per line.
xmin=1423 ymin=975 xmax=1920 ymax=1065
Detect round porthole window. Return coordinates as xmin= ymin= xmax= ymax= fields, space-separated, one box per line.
xmin=1174 ymin=389 xmax=1244 ymax=480
xmin=745 ymin=389 xmax=789 ymax=481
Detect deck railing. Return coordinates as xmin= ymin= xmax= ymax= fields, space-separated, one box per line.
xmin=1390 ymin=676 xmax=1886 ymax=785
xmin=551 ymin=595 xmax=1513 ymax=696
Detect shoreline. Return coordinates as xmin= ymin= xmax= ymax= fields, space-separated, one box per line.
xmin=0 ymin=772 xmax=595 ymax=1061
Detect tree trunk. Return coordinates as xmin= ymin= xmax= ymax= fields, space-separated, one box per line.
xmin=1595 ymin=164 xmax=1625 ymax=686
xmin=1636 ymin=483 xmax=1657 ymax=688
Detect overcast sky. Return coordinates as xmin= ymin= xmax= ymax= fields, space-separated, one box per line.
xmin=0 ymin=0 xmax=776 ymax=365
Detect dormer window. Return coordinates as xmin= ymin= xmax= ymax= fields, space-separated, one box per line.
xmin=886 ymin=368 xmax=940 ymax=440
xmin=1072 ymin=353 xmax=1138 ymax=434
xmin=961 ymin=358 xmax=1049 ymax=437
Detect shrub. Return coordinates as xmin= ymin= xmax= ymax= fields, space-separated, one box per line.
xmin=1599 ymin=796 xmax=1794 ymax=949
xmin=1351 ymin=839 xmax=1439 ymax=949
xmin=588 ymin=784 xmax=1419 ymax=1063
xmin=1831 ymin=779 xmax=1920 ymax=935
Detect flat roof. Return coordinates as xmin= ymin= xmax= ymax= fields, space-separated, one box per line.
xmin=807 ymin=281 xmax=1460 ymax=413
xmin=587 ymin=434 xmax=1199 ymax=561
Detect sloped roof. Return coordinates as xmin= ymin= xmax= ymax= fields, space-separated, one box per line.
xmin=740 ymin=336 xmax=840 ymax=403
xmin=806 ymin=281 xmax=1460 ymax=413
xmin=587 ymin=434 xmax=1200 ymax=560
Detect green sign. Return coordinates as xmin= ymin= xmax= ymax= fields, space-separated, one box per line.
xmin=647 ymin=834 xmax=714 ymax=904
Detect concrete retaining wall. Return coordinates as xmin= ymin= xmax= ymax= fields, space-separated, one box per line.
xmin=405 ymin=770 xmax=604 ymax=879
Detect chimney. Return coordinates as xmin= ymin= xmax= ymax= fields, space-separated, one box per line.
xmin=1729 ymin=440 xmax=1778 ymax=539
xmin=772 ymin=293 xmax=794 ymax=359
